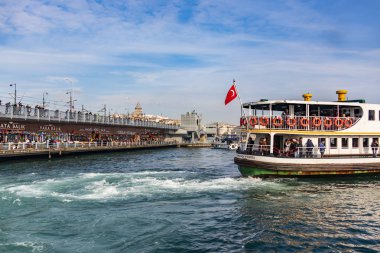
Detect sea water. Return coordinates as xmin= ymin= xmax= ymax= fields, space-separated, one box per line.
xmin=0 ymin=148 xmax=379 ymax=252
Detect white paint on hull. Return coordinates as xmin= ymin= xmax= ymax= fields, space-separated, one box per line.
xmin=236 ymin=154 xmax=380 ymax=165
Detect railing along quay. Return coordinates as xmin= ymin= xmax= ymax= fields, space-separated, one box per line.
xmin=0 ymin=104 xmax=179 ymax=130
xmin=0 ymin=141 xmax=178 ymax=160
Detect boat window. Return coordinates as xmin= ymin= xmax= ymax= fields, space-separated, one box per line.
xmin=352 ymin=138 xmax=359 ymax=148
xmin=342 ymin=138 xmax=349 ymax=149
xmin=369 ymin=110 xmax=375 ymax=121
xmin=330 ymin=138 xmax=337 ymax=148
xmin=354 ymin=108 xmax=361 ymax=117
xmin=363 ymin=138 xmax=369 ymax=147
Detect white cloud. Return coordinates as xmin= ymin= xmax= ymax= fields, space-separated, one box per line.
xmin=0 ymin=0 xmax=379 ymax=124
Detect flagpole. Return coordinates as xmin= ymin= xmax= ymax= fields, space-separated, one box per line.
xmin=232 ymin=79 xmax=249 ymax=130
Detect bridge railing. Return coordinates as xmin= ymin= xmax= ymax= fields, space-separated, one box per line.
xmin=0 ymin=104 xmax=179 ymax=130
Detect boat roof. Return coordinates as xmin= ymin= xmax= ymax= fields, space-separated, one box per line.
xmin=242 ymin=99 xmax=366 ymax=110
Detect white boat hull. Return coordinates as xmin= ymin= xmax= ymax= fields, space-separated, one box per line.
xmin=235 ymin=154 xmax=380 ymax=177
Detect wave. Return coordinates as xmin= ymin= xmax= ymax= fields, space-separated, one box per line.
xmin=0 ymin=171 xmax=284 ymax=202
xmin=0 ymin=241 xmax=44 ymax=252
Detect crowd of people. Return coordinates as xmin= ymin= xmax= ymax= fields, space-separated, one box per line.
xmin=245 ymin=136 xmax=327 ymax=158
xmin=278 ymin=138 xmax=326 ymax=158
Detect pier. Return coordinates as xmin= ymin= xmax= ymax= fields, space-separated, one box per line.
xmin=0 ymin=141 xmax=178 ymax=161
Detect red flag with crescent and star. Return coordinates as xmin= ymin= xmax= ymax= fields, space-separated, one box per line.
xmin=224 ymin=83 xmax=238 ymax=105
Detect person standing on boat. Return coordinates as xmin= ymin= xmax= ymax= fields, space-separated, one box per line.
xmin=248 ymin=137 xmax=255 ymax=154
xmin=281 ymin=109 xmax=289 ymax=118
xmin=292 ymin=139 xmax=299 ymax=157
xmin=284 ymin=139 xmax=291 ymax=157
xmin=371 ymin=140 xmax=379 ymax=158
xmin=262 ymin=138 xmax=269 ymax=155
xmin=298 ymin=137 xmax=303 ymax=158
xmin=259 ymin=138 xmax=266 ymax=155
xmin=319 ymin=140 xmax=326 ymax=158
xmin=306 ymin=139 xmax=314 ymax=158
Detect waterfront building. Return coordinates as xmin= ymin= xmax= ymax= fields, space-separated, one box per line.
xmin=128 ymin=102 xmax=180 ymax=126
xmin=180 ymin=110 xmax=203 ymax=142
xmin=205 ymin=122 xmax=239 ymax=138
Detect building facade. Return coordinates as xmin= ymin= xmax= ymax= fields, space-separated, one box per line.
xmin=180 ymin=110 xmax=203 ymax=142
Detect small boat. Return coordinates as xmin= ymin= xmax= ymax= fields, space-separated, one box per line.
xmin=213 ymin=142 xmax=239 ymax=150
xmin=234 ymin=90 xmax=380 ymax=177
xmin=212 ymin=135 xmax=239 ymax=150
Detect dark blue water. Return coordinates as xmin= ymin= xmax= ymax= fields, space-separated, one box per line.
xmin=0 ymin=148 xmax=379 ymax=252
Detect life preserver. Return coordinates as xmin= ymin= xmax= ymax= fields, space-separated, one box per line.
xmin=286 ymin=117 xmax=297 ymax=127
xmin=249 ymin=117 xmax=257 ymax=127
xmin=312 ymin=117 xmax=322 ymax=127
xmin=229 ymin=143 xmax=238 ymax=150
xmin=344 ymin=118 xmax=353 ymax=128
xmin=324 ymin=117 xmax=332 ymax=128
xmin=335 ymin=118 xmax=344 ymax=127
xmin=272 ymin=116 xmax=283 ymax=127
xmin=259 ymin=116 xmax=269 ymax=126
xmin=240 ymin=117 xmax=247 ymax=126
xmin=299 ymin=117 xmax=309 ymax=127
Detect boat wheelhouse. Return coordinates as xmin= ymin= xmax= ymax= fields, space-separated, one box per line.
xmin=234 ymin=90 xmax=380 ymax=177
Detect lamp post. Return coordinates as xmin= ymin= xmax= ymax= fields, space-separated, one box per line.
xmin=64 ymin=77 xmax=75 ymax=112
xmin=9 ymin=83 xmax=16 ymax=105
xmin=43 ymin=92 xmax=48 ymax=109
xmin=66 ymin=91 xmax=73 ymax=112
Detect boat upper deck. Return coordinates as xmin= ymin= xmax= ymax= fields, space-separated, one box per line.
xmin=240 ymin=91 xmax=380 ymax=133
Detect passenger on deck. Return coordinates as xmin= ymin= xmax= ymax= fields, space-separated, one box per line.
xmin=281 ymin=109 xmax=289 ymax=118
xmin=284 ymin=139 xmax=291 ymax=156
xmin=306 ymin=139 xmax=314 ymax=158
xmin=371 ymin=140 xmax=379 ymax=158
xmin=319 ymin=140 xmax=326 ymax=158
xmin=290 ymin=139 xmax=297 ymax=157
xmin=259 ymin=138 xmax=268 ymax=156
xmin=247 ymin=137 xmax=255 ymax=154
xmin=259 ymin=138 xmax=265 ymax=155
xmin=298 ymin=137 xmax=303 ymax=158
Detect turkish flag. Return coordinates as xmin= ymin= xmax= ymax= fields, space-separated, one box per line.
xmin=225 ymin=84 xmax=238 ymax=105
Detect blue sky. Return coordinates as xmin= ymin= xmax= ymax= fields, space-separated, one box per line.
xmin=0 ymin=0 xmax=379 ymax=124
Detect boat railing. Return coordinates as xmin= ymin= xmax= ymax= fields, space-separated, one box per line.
xmin=243 ymin=144 xmax=270 ymax=155
xmin=240 ymin=144 xmax=377 ymax=158
xmin=240 ymin=115 xmax=358 ymax=131
xmin=0 ymin=104 xmax=179 ymax=130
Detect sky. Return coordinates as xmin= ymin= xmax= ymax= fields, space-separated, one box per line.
xmin=0 ymin=0 xmax=379 ymax=124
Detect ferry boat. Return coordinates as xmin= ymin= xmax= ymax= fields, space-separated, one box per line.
xmin=234 ymin=90 xmax=380 ymax=177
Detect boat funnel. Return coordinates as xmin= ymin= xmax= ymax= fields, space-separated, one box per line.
xmin=336 ymin=90 xmax=348 ymax=101
xmin=302 ymin=93 xmax=313 ymax=101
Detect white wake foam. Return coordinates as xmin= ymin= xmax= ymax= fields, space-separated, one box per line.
xmin=0 ymin=241 xmax=44 ymax=252
xmin=1 ymin=171 xmax=283 ymax=201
